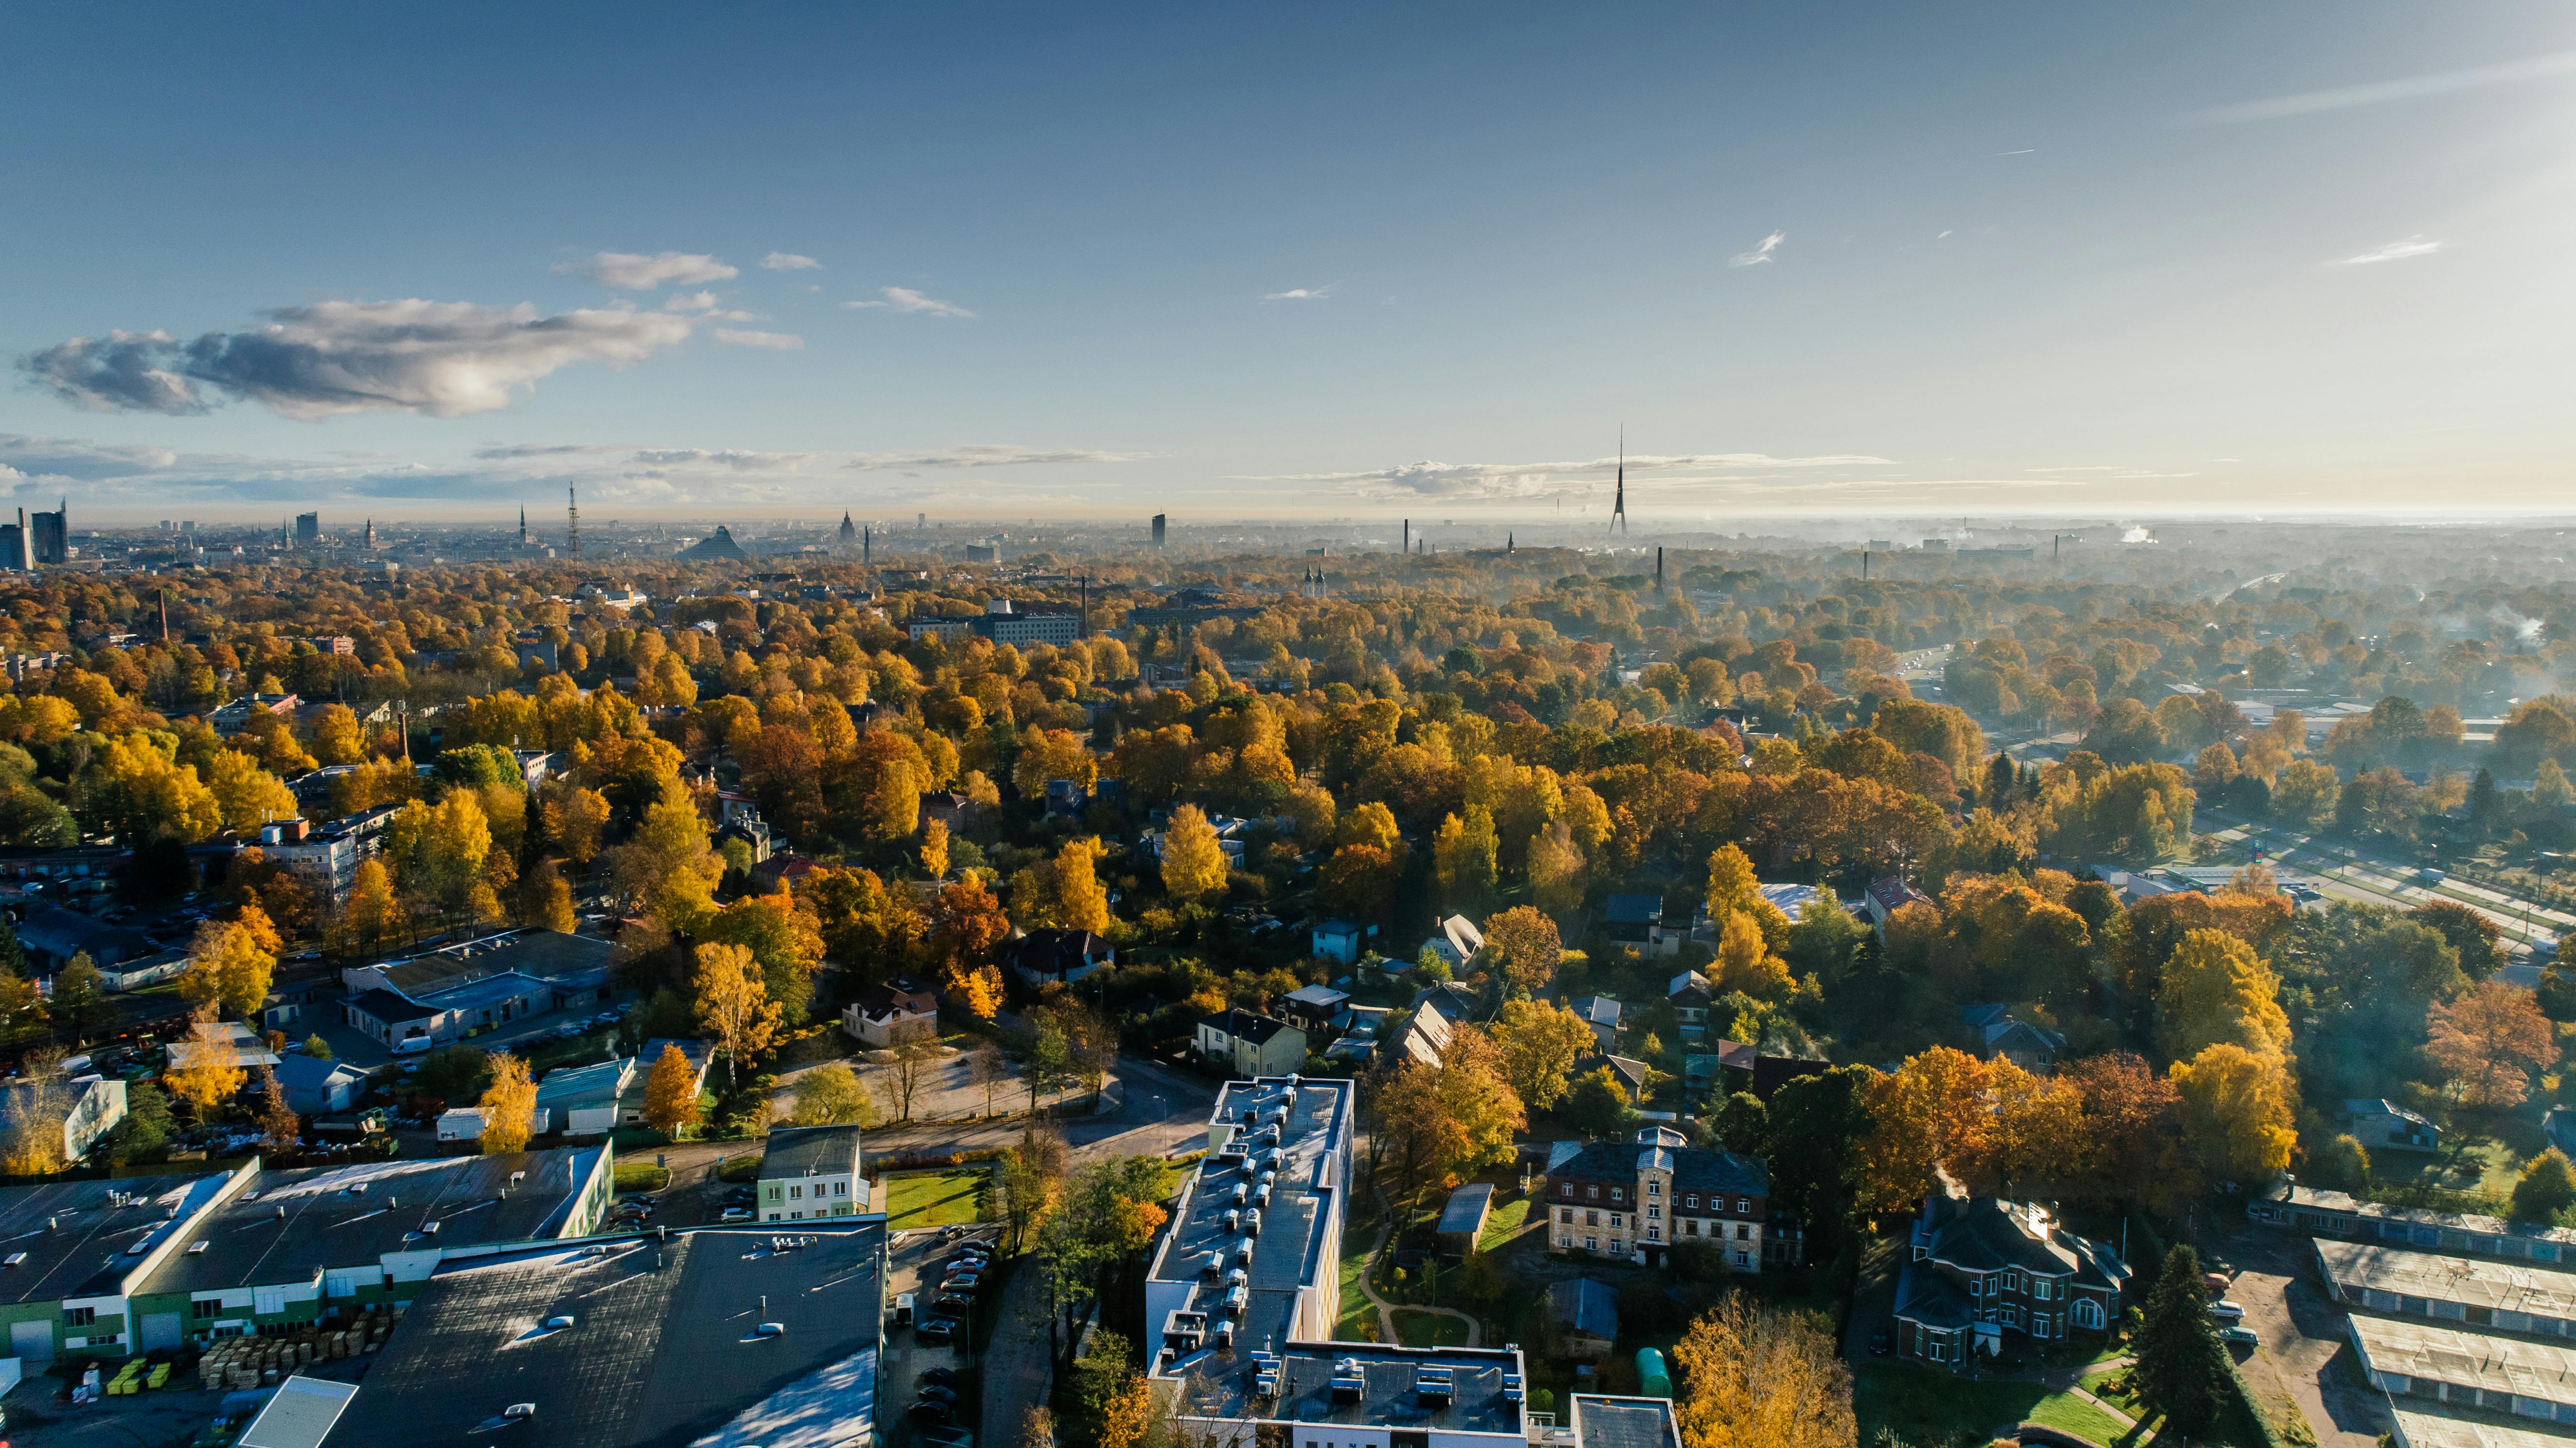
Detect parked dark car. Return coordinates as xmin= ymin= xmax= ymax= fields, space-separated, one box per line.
xmin=910 ymin=1401 xmax=956 ymax=1424
xmin=916 ymin=1318 xmax=958 ymax=1343
xmin=917 ymin=1385 xmax=959 ymax=1406
xmin=919 ymin=1368 xmax=961 ymax=1390
xmin=933 ymin=1294 xmax=972 ymax=1318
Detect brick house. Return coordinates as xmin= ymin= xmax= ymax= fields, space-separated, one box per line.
xmin=1892 ymin=1190 xmax=2130 ymax=1367
xmin=1541 ymin=1126 xmax=1782 ymax=1272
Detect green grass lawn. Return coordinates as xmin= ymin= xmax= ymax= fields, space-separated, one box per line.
xmin=1854 ymin=1364 xmax=2138 ymax=1448
xmin=1390 ymin=1310 xmax=1472 ymax=1348
xmin=1478 ymin=1199 xmax=1531 ymax=1253
xmin=880 ymin=1169 xmax=992 ymax=1229
xmin=612 ymin=1164 xmax=670 ymax=1194
xmin=1336 ymin=1239 xmax=1382 ymax=1340
xmin=2082 ymin=1366 xmax=2271 ymax=1447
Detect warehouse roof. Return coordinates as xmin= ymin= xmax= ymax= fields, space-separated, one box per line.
xmin=322 ymin=1224 xmax=885 ymax=1448
xmin=139 ymin=1149 xmax=604 ymax=1297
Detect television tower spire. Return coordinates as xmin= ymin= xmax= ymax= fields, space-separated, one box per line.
xmin=1610 ymin=426 xmax=1628 ymax=534
xmin=567 ymin=485 xmax=581 ymax=557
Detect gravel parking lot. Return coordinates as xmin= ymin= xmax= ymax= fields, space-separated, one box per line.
xmin=2208 ymin=1223 xmax=2387 ymax=1447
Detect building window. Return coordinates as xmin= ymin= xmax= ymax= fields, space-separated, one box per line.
xmin=1685 ymin=1194 xmax=1699 ymax=1208
xmin=1647 ymin=1226 xmax=1661 ymax=1240
xmin=1736 ymin=1224 xmax=1749 ymax=1240
xmin=66 ymin=1307 xmax=94 ymax=1327
xmin=1970 ymin=1277 xmax=1984 ymax=1297
xmin=1560 ymin=1183 xmax=1573 ymax=1198
xmin=1736 ymin=1197 xmax=1749 ymax=1213
xmin=1559 ymin=1208 xmax=1574 ymax=1224
xmin=1610 ymin=1214 xmax=1624 ymax=1228
xmin=1587 ymin=1186 xmax=1599 ymax=1201
xmin=790 ymin=1185 xmax=803 ymax=1199
xmin=1686 ymin=1220 xmax=1700 ymax=1236
xmin=2033 ymin=1279 xmax=2051 ymax=1301
xmin=1586 ymin=1211 xmax=1598 ymax=1227
xmin=1586 ymin=1237 xmax=1598 ymax=1252
xmin=1734 ymin=1250 xmax=1750 ymax=1267
xmin=1611 ymin=1188 xmax=1624 ymax=1203
xmin=1648 ymin=1180 xmax=1660 ymax=1196
xmin=193 ymin=1301 xmax=218 ymax=1321
xmin=1557 ymin=1235 xmax=1571 ymax=1248
xmin=1647 ymin=1206 xmax=1661 ymax=1220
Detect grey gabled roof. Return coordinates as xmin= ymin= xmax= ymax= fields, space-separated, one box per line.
xmin=758 ymin=1123 xmax=863 ymax=1180
xmin=1550 ymin=1277 xmax=1620 ymax=1339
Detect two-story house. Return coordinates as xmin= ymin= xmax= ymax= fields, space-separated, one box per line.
xmin=756 ymin=1123 xmax=872 ymax=1223
xmin=1541 ymin=1126 xmax=1783 ymax=1273
xmin=1194 ymin=1010 xmax=1306 ymax=1077
xmin=842 ymin=976 xmax=939 ymax=1048
xmin=1892 ymin=1189 xmax=2130 ymax=1367
xmin=1667 ymin=972 xmax=1715 ymax=1033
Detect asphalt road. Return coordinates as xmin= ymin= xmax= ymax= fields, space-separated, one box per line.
xmin=2197 ymin=810 xmax=2569 ymax=955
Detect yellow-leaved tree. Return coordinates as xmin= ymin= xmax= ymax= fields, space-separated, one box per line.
xmin=1491 ymin=998 xmax=1596 ymax=1110
xmin=1704 ymin=843 xmax=1791 ymax=950
xmin=163 ymin=1049 xmax=246 ymax=1123
xmin=691 ymin=943 xmax=780 ymax=1091
xmin=921 ymin=817 xmax=950 ymax=880
xmin=2154 ymin=927 xmax=2291 ymax=1062
xmin=1670 ymin=1292 xmax=1856 ymax=1448
xmin=334 ymin=857 xmax=402 ymax=955
xmin=179 ymin=919 xmax=275 ymax=1020
xmin=2169 ymin=1042 xmax=2298 ymax=1186
xmin=642 ymin=1043 xmax=703 ymax=1138
xmin=1711 ymin=910 xmax=1795 ymax=1000
xmin=1159 ymin=804 xmax=1229 ymax=905
xmin=478 ymin=1052 xmax=538 ymax=1154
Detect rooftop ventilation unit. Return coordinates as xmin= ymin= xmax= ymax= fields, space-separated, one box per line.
xmin=1225 ymin=1285 xmax=1248 ymax=1317
xmin=420 ymin=1221 xmax=439 ymax=1233
xmin=754 ymin=1321 xmax=786 ymax=1337
xmin=1254 ymin=1367 xmax=1282 ymax=1399
xmin=2 ymin=1252 xmax=23 ymax=1267
xmin=545 ymin=1315 xmax=575 ymax=1330
xmin=1200 ymin=1253 xmax=1223 ymax=1282
xmin=1417 ymin=1364 xmax=1454 ymax=1407
xmin=503 ymin=1403 xmax=537 ymax=1420
xmin=1244 ymin=1208 xmax=1263 ymax=1237
xmin=1503 ymin=1373 xmax=1525 ymax=1403
xmin=1235 ymin=1237 xmax=1254 ymax=1266
xmin=1211 ymin=1321 xmax=1233 ymax=1351
xmin=1331 ymin=1358 xmax=1365 ymax=1403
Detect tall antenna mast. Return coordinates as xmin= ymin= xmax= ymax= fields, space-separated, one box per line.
xmin=1610 ymin=425 xmax=1628 ymax=534
xmin=567 ymin=485 xmax=581 ymax=557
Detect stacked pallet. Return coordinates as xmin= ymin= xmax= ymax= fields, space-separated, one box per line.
xmin=195 ymin=1304 xmax=406 ymax=1390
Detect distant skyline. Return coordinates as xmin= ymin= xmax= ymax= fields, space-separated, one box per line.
xmin=6 ymin=3 xmax=2575 ymax=521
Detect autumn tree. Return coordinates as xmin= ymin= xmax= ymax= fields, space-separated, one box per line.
xmin=1480 ymin=905 xmax=1562 ymax=996
xmin=2169 ymin=1042 xmax=2297 ymax=1185
xmin=2155 ymin=927 xmax=2290 ymax=1062
xmin=792 ymin=1062 xmax=882 ymax=1127
xmin=1527 ymin=819 xmax=1587 ymax=918
xmin=1705 ymin=843 xmax=1790 ymax=947
xmin=642 ymin=1042 xmax=704 ymax=1137
xmin=163 ymin=1050 xmax=246 ymax=1123
xmin=1560 ymin=1066 xmax=1637 ymax=1141
xmin=927 ymin=875 xmax=1010 ymax=1018
xmin=2427 ymin=979 xmax=2559 ymax=1107
xmin=254 ymin=1066 xmax=300 ymax=1149
xmin=1159 ymin=804 xmax=1230 ymax=905
xmin=180 ymin=918 xmax=275 ymax=1020
xmin=1432 ymin=808 xmax=1499 ymax=910
xmin=543 ymin=785 xmax=612 ymax=867
xmin=1711 ymin=910 xmax=1794 ymax=1000
xmin=334 ymin=857 xmax=404 ymax=955
xmin=691 ymin=943 xmax=781 ymax=1089
xmin=308 ymin=703 xmax=367 ymax=767
xmin=2513 ymin=1147 xmax=2576 ymax=1224
xmin=1367 ymin=1030 xmax=1525 ymax=1209
xmin=921 ymin=817 xmax=951 ymax=880
xmin=48 ymin=955 xmax=111 ymax=1042
xmin=522 ymin=858 xmax=578 ymax=933
xmin=612 ymin=786 xmax=724 ymax=935
xmin=479 ymin=1052 xmax=538 ymax=1153
xmin=1492 ymin=998 xmax=1596 ymax=1110
xmin=1670 ymin=1291 xmax=1856 ymax=1448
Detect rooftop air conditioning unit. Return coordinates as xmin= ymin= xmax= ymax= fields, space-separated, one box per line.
xmin=503 ymin=1403 xmax=537 ymax=1420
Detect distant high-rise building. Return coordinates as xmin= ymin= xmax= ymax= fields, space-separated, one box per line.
xmin=363 ymin=518 xmax=376 ymax=551
xmin=839 ymin=511 xmax=857 ymax=550
xmin=294 ymin=512 xmax=320 ymax=545
xmin=568 ymin=486 xmax=581 ymax=557
xmin=1151 ymin=513 xmax=1167 ymax=548
xmin=1610 ymin=429 xmax=1628 ymax=535
xmin=519 ymin=507 xmax=530 ymax=549
xmin=0 ymin=513 xmax=25 ymax=572
xmin=916 ymin=512 xmax=926 ymax=529
xmin=30 ymin=500 xmax=68 ymax=565
xmin=862 ymin=526 xmax=872 ymax=566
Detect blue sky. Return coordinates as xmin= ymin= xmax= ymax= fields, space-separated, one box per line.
xmin=6 ymin=2 xmax=2575 ymax=523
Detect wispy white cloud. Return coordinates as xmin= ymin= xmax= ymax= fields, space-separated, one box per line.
xmin=632 ymin=448 xmax=813 ymax=469
xmin=712 ymin=328 xmax=805 ymax=350
xmin=1994 ymin=148 xmax=2035 ymax=156
xmin=843 ymin=287 xmax=976 ymax=318
xmin=560 ymin=251 xmax=738 ymax=290
xmin=2337 ymin=236 xmax=2445 ymax=266
xmin=2182 ymin=49 xmax=2576 ymax=125
xmin=845 ymin=444 xmax=1142 ymax=471
xmin=759 ymin=253 xmax=823 ymax=272
xmin=21 ymin=300 xmax=693 ymax=419
xmin=1729 ymin=231 xmax=1785 ymax=268
xmin=1234 ymin=451 xmax=1896 ymax=499
xmin=663 ymin=291 xmax=720 ymax=312
xmin=1263 ymin=286 xmax=1333 ymax=301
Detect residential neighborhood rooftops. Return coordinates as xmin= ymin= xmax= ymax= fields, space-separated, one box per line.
xmin=140 ymin=1149 xmax=605 ymax=1298
xmin=1199 ymin=1009 xmax=1295 ymax=1045
xmin=1549 ymin=1278 xmax=1619 ymax=1341
xmin=319 ymin=1224 xmax=885 ymax=1448
xmin=2347 ymin=1312 xmax=2576 ymax=1411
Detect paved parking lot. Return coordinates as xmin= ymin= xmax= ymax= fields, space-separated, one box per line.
xmin=881 ymin=1225 xmax=1000 ymax=1448
xmin=2207 ymin=1223 xmax=2386 ymax=1447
